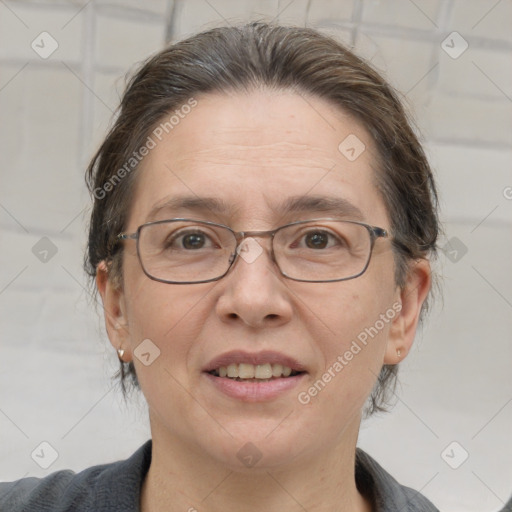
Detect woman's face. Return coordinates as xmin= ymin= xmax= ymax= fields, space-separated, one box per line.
xmin=99 ymin=89 xmax=428 ymax=470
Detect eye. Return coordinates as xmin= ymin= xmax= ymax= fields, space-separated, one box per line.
xmin=304 ymin=231 xmax=330 ymax=249
xmin=181 ymin=232 xmax=206 ymax=249
xmin=165 ymin=229 xmax=216 ymax=250
xmin=299 ymin=229 xmax=344 ymax=250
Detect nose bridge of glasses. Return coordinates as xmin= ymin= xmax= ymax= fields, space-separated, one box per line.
xmin=235 ymin=228 xmax=276 ymax=251
xmin=229 ymin=229 xmax=277 ymax=269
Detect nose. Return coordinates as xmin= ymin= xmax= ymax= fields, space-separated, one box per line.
xmin=215 ymin=237 xmax=294 ymax=329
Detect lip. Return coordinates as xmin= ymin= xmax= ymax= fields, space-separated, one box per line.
xmin=203 ymin=372 xmax=307 ymax=402
xmin=202 ymin=350 xmax=306 ymax=373
xmin=202 ymin=350 xmax=308 ymax=402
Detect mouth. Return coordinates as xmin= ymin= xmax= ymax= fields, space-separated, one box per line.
xmin=208 ymin=363 xmax=303 ymax=382
xmin=202 ymin=351 xmax=307 ymax=401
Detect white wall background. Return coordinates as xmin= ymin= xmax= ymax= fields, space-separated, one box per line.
xmin=0 ymin=1 xmax=511 ymax=511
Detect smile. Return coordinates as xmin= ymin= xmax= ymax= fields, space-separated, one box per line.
xmin=209 ymin=363 xmax=301 ymax=381
xmin=203 ymin=351 xmax=307 ymax=401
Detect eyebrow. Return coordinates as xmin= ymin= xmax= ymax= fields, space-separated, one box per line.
xmin=146 ymin=196 xmax=232 ymax=221
xmin=279 ymin=195 xmax=365 ymax=221
xmin=146 ymin=194 xmax=365 ymax=222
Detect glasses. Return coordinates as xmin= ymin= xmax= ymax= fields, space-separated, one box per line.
xmin=116 ymin=218 xmax=388 ymax=284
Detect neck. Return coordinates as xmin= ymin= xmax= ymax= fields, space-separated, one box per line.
xmin=140 ymin=419 xmax=372 ymax=512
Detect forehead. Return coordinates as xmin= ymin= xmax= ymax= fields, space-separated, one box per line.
xmin=127 ymin=89 xmax=388 ymax=228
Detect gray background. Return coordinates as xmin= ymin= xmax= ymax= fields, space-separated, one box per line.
xmin=0 ymin=1 xmax=511 ymax=511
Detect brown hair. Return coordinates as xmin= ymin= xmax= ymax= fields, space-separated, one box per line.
xmin=85 ymin=22 xmax=439 ymax=415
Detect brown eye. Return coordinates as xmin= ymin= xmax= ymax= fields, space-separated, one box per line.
xmin=163 ymin=229 xmax=216 ymax=251
xmin=182 ymin=233 xmax=206 ymax=249
xmin=305 ymin=232 xmax=329 ymax=249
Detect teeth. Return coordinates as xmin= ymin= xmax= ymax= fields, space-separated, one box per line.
xmin=272 ymin=364 xmax=283 ymax=377
xmin=227 ymin=364 xmax=239 ymax=378
xmin=255 ymin=363 xmax=272 ymax=379
xmin=214 ymin=363 xmax=296 ymax=379
xmin=239 ymin=363 xmax=255 ymax=379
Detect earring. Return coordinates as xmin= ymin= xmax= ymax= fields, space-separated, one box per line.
xmin=117 ymin=348 xmax=126 ymax=362
xmin=396 ymin=348 xmax=402 ymax=359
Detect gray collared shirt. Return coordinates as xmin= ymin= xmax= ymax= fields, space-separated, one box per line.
xmin=0 ymin=440 xmax=439 ymax=511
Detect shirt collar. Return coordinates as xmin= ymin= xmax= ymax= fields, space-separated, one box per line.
xmin=355 ymin=448 xmax=439 ymax=511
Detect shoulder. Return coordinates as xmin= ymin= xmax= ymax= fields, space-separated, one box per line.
xmin=501 ymin=495 xmax=512 ymax=512
xmin=355 ymin=448 xmax=439 ymax=512
xmin=0 ymin=467 xmax=100 ymax=512
xmin=0 ymin=440 xmax=152 ymax=512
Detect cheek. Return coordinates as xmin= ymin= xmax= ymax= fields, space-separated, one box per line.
xmin=123 ymin=272 xmax=211 ymax=372
xmin=301 ymin=277 xmax=395 ymax=401
xmin=122 ymin=281 xmax=213 ymax=417
xmin=308 ymin=278 xmax=394 ymax=347
xmin=322 ymin=296 xmax=389 ymax=377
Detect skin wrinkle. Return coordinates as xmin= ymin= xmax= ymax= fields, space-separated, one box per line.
xmin=81 ymin=26 xmax=441 ymax=449
xmin=97 ymin=89 xmax=430 ymax=512
xmin=144 ymin=195 xmax=367 ymax=230
xmin=171 ymin=153 xmax=337 ymax=176
xmin=156 ymin=168 xmax=374 ymax=229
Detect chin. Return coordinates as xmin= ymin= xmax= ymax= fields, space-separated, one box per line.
xmin=196 ymin=419 xmax=313 ymax=472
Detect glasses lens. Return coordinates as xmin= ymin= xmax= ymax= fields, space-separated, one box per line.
xmin=138 ymin=221 xmax=235 ymax=283
xmin=274 ymin=221 xmax=372 ymax=281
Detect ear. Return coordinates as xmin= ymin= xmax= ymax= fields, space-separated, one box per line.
xmin=384 ymin=258 xmax=431 ymax=364
xmin=96 ymin=260 xmax=132 ymax=362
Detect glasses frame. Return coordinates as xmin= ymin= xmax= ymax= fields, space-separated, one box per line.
xmin=116 ymin=218 xmax=389 ymax=284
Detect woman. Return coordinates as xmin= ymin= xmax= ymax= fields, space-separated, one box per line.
xmin=0 ymin=22 xmax=439 ymax=511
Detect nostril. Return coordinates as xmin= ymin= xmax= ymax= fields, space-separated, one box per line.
xmin=265 ymin=314 xmax=279 ymax=320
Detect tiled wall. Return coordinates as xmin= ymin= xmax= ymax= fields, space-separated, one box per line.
xmin=1 ymin=1 xmax=511 ymax=511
